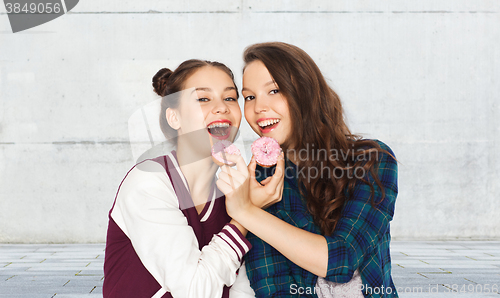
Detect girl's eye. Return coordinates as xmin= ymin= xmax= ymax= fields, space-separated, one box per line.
xmin=244 ymin=95 xmax=255 ymax=101
xmin=270 ymin=89 xmax=280 ymax=95
xmin=224 ymin=97 xmax=237 ymax=102
xmin=197 ymin=98 xmax=209 ymax=102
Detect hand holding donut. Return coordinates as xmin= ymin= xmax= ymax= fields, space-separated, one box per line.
xmin=214 ymin=137 xmax=285 ymax=218
xmin=211 ymin=140 xmax=241 ymax=166
xmin=248 ymin=153 xmax=285 ymax=209
xmin=248 ymin=137 xmax=285 ymax=209
xmin=215 ymin=154 xmax=253 ymax=219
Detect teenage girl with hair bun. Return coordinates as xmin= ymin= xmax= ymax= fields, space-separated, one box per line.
xmin=217 ymin=43 xmax=399 ymax=297
xmin=103 ymin=60 xmax=255 ymax=298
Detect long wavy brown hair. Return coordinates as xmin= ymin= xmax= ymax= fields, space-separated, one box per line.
xmin=244 ymin=42 xmax=391 ymax=236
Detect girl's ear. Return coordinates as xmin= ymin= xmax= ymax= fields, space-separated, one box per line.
xmin=165 ymin=108 xmax=181 ymax=130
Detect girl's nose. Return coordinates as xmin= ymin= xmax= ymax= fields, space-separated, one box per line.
xmin=254 ymin=97 xmax=268 ymax=113
xmin=213 ymin=100 xmax=229 ymax=114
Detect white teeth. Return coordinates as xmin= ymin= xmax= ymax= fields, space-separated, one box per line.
xmin=208 ymin=122 xmax=230 ymax=129
xmin=258 ymin=119 xmax=280 ymax=128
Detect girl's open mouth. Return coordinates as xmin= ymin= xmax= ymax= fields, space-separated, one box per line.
xmin=257 ymin=118 xmax=280 ymax=134
xmin=207 ymin=120 xmax=232 ymax=140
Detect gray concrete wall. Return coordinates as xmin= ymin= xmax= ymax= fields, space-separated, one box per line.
xmin=0 ymin=1 xmax=498 ymax=242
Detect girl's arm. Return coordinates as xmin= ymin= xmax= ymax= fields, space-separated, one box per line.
xmin=217 ymin=155 xmax=328 ymax=277
xmin=228 ymin=262 xmax=256 ymax=298
xmin=112 ymin=160 xmax=252 ymax=298
xmin=219 ymin=144 xmax=398 ymax=280
xmin=233 ymin=203 xmax=329 ymax=277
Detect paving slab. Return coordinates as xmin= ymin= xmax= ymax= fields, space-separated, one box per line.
xmin=0 ymin=241 xmax=499 ymax=297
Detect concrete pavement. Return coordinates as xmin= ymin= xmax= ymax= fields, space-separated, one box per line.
xmin=0 ymin=241 xmax=499 ymax=297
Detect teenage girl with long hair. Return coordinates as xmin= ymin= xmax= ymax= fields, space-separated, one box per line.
xmin=217 ymin=43 xmax=399 ymax=297
xmin=103 ymin=60 xmax=255 ymax=298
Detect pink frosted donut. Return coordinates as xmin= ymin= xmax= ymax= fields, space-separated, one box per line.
xmin=211 ymin=140 xmax=241 ymax=165
xmin=251 ymin=137 xmax=282 ymax=167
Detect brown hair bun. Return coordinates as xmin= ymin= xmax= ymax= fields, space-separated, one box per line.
xmin=152 ymin=68 xmax=173 ymax=97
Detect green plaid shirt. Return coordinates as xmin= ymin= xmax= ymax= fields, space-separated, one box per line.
xmin=246 ymin=140 xmax=399 ymax=298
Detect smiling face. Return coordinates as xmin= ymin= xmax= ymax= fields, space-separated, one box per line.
xmin=242 ymin=60 xmax=292 ymax=146
xmin=167 ymin=66 xmax=241 ymax=149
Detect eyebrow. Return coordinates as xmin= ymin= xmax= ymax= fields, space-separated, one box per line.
xmin=191 ymin=87 xmax=237 ymax=94
xmin=264 ymin=80 xmax=276 ymax=87
xmin=191 ymin=87 xmax=211 ymax=94
xmin=242 ymin=80 xmax=276 ymax=93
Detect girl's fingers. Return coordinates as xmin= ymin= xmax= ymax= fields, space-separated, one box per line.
xmin=260 ymin=176 xmax=272 ymax=186
xmin=221 ymin=164 xmax=237 ymax=176
xmin=218 ymin=171 xmax=229 ymax=181
xmin=219 ymin=168 xmax=247 ymax=193
xmin=221 ymin=154 xmax=248 ymax=175
xmin=218 ymin=171 xmax=232 ymax=189
xmin=221 ymin=166 xmax=246 ymax=184
xmin=265 ymin=153 xmax=285 ymax=191
xmin=216 ymin=179 xmax=232 ymax=195
xmin=248 ymin=156 xmax=257 ymax=180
